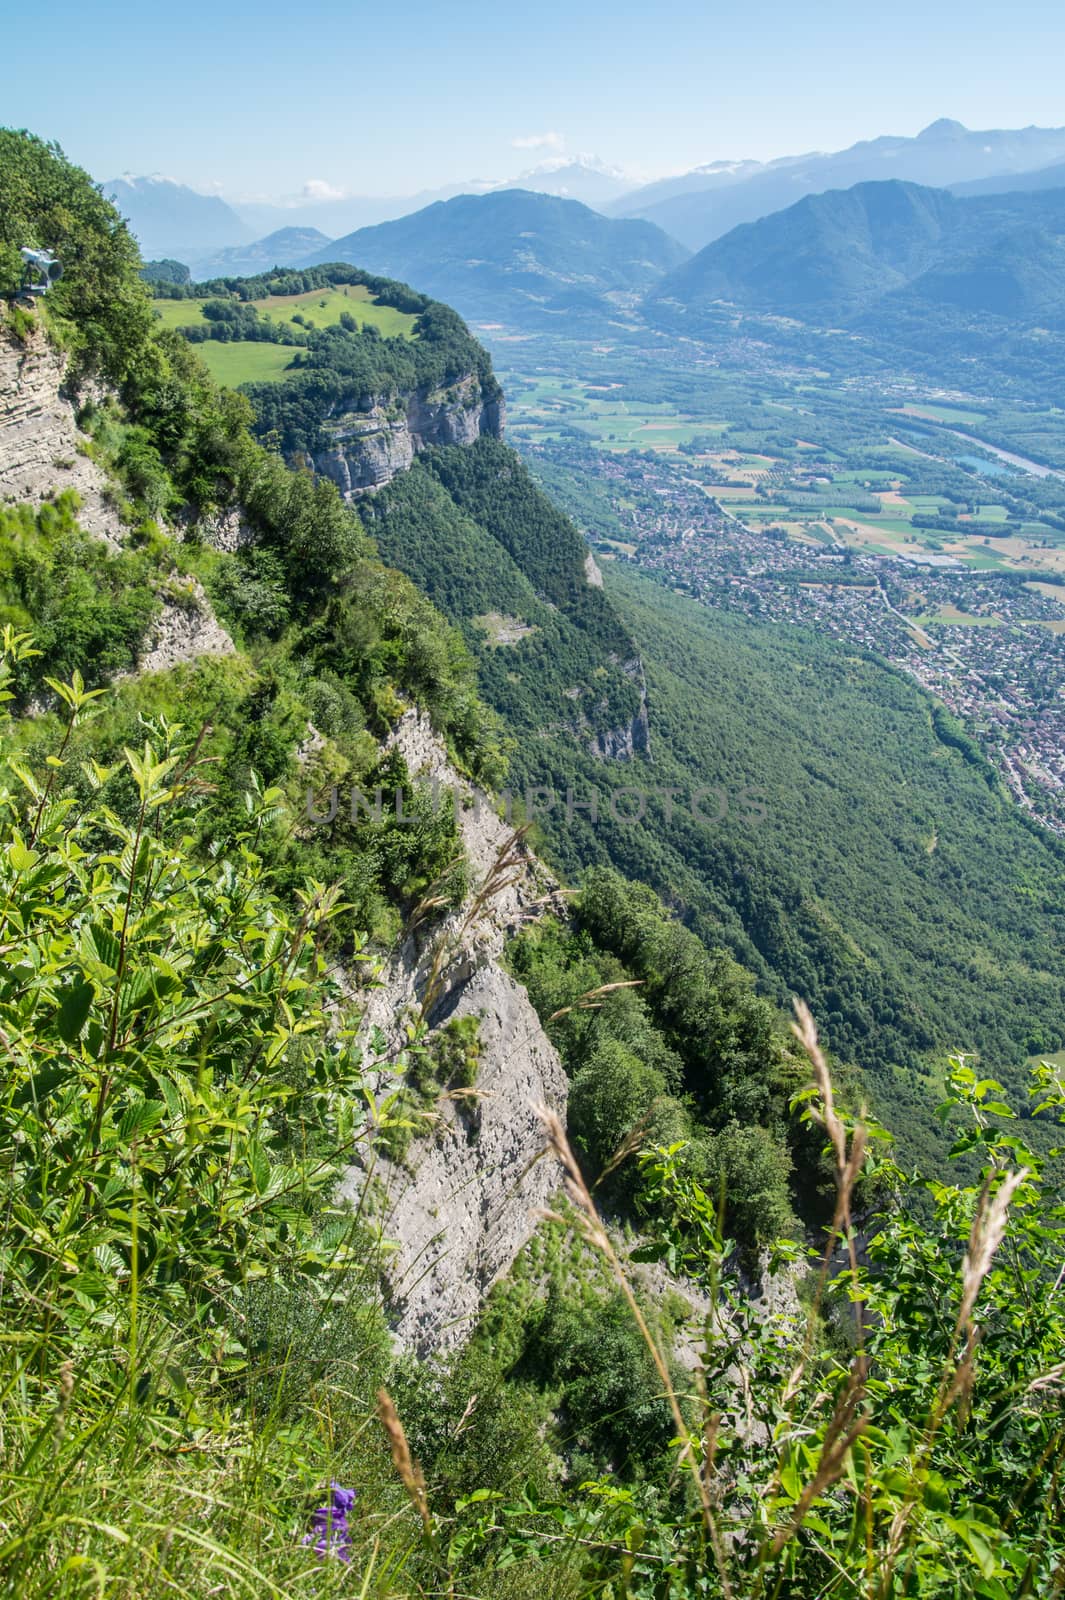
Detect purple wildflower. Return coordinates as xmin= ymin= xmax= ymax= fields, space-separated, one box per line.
xmin=303 ymin=1482 xmax=356 ymax=1562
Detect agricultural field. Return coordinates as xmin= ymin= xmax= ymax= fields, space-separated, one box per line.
xmin=250 ymin=285 xmax=418 ymax=339
xmin=152 ymin=283 xmax=418 ymax=386
xmin=505 ymin=373 xmax=729 ymax=450
xmin=896 ymin=402 xmax=988 ymax=426
xmin=193 ymin=341 xmax=300 ymax=387
xmin=154 ymin=283 xmax=417 ymax=340
xmin=508 ymin=366 xmax=1065 ymax=580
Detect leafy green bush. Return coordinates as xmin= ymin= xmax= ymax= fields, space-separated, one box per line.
xmin=0 ymin=629 xmax=432 ymax=1593
xmin=0 ymin=638 xmax=373 ymax=1346
xmin=453 ymin=1049 xmax=1065 ymax=1597
xmin=0 ymin=127 xmax=154 ymax=381
xmin=0 ymin=493 xmax=160 ymax=696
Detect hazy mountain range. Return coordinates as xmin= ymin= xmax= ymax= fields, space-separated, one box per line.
xmin=646 ymin=178 xmax=1065 ymax=324
xmin=103 ymin=175 xmax=253 ymax=260
xmin=107 ymin=119 xmax=1065 ymax=269
xmin=193 ymin=227 xmax=332 ymax=279
xmin=105 ymin=157 xmax=633 ymax=267
xmin=611 ymin=120 xmax=1065 ymax=248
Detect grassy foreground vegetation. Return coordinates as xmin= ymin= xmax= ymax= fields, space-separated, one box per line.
xmin=3 ymin=126 xmax=1065 ymax=1597
xmin=2 ymin=656 xmax=1063 ymax=1594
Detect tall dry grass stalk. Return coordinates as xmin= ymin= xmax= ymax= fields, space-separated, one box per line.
xmin=377 ymin=1387 xmax=433 ymax=1541
xmin=530 ymin=1001 xmax=883 ymax=1597
xmin=534 ymin=1103 xmax=735 ymax=1599
xmin=741 ymin=1001 xmax=876 ymax=1592
xmin=791 ymin=998 xmax=868 ymax=1328
xmin=410 ymin=825 xmax=535 ymax=1027
xmin=876 ymin=1163 xmax=1029 ymax=1597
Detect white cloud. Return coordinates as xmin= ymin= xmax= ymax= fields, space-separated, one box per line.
xmin=301 ymin=178 xmax=347 ymax=202
xmin=511 ymin=131 xmax=565 ymax=153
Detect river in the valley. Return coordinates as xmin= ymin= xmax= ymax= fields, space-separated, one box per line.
xmin=943 ymin=427 xmax=1065 ymax=481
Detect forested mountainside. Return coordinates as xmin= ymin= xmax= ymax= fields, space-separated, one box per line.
xmin=302 ymin=188 xmax=689 ymax=325
xmin=141 ymin=257 xmax=649 ymax=749
xmin=646 ymin=178 xmax=1065 ymax=394
xmin=649 ymin=180 xmax=1065 ymax=321
xmin=133 ymin=188 xmax=1065 ymax=1172
xmin=3 ymin=128 xmax=1065 ymax=1598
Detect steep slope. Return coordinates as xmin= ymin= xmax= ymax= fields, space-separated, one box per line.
xmin=0 ymin=326 xmax=125 ymax=543
xmin=649 ymin=181 xmax=958 ymax=318
xmin=178 ymin=264 xmax=508 ymax=490
xmin=342 ymin=710 xmax=569 ymax=1354
xmin=156 ymin=263 xmax=650 ymax=756
xmin=501 ymin=561 xmax=1065 ymax=1169
xmin=616 ymin=118 xmax=1065 ymax=249
xmin=897 ymin=223 xmax=1065 ymax=322
xmin=363 ymin=439 xmax=649 ymax=754
xmin=0 ymin=312 xmax=565 ymax=1360
xmin=303 ymin=189 xmax=688 ymax=326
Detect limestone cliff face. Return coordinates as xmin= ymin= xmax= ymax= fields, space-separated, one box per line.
xmin=0 ymin=324 xmax=235 ymax=674
xmin=136 ymin=579 xmax=236 ymax=675
xmin=338 ymin=710 xmax=567 ymax=1354
xmin=308 ymin=374 xmax=505 ymax=496
xmin=0 ymin=327 xmax=124 ymax=545
xmin=591 ymin=697 xmax=650 ymax=761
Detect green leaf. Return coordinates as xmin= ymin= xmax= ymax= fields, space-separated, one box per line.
xmin=246 ymin=1138 xmax=271 ymax=1195
xmin=7 ymin=835 xmax=39 ymax=874
xmin=117 ymin=1098 xmax=167 ymax=1140
xmin=56 ymin=979 xmax=95 ymax=1044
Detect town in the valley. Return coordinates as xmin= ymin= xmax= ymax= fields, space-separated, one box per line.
xmin=526 ymin=439 xmax=1065 ymax=834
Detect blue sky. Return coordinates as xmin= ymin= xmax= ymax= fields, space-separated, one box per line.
xmin=9 ymin=0 xmax=1065 ymax=198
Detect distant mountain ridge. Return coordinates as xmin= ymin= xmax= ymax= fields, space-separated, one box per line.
xmin=613 ymin=120 xmax=1065 ymax=248
xmin=213 ymin=158 xmax=633 ymax=243
xmin=190 ymin=226 xmax=331 ymax=279
xmin=952 ymin=158 xmax=1065 ymax=197
xmin=647 ymin=179 xmax=1065 ymax=325
xmin=109 ymin=123 xmax=1065 ymax=271
xmin=103 ymin=175 xmax=250 ymax=259
xmin=301 ymin=189 xmax=688 ymax=327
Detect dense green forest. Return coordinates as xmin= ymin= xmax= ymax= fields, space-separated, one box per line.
xmin=354 ymin=417 xmax=1065 ymax=1166
xmin=365 ymin=442 xmax=644 ymax=738
xmin=502 ymin=566 xmax=1065 ymax=1163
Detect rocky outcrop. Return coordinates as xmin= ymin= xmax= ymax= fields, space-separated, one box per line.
xmin=338 ymin=710 xmax=567 ymax=1354
xmin=359 ymin=963 xmax=567 ymax=1353
xmin=309 ymin=374 xmax=504 ymax=495
xmin=0 ymin=325 xmax=124 ymax=545
xmin=185 ymin=505 xmax=255 ymax=553
xmin=591 ymin=698 xmax=650 ymax=761
xmin=137 ymin=581 xmax=235 ymax=675
xmin=590 ymin=655 xmax=651 ymax=761
xmin=0 ymin=324 xmax=237 ymax=679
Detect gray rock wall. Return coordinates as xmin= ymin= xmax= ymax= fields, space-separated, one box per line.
xmin=338 ymin=711 xmax=568 ymax=1353
xmin=0 ymin=326 xmax=125 ymax=545
xmin=310 ymin=375 xmax=504 ymax=495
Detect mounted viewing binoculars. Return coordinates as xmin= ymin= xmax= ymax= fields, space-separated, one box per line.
xmin=19 ymin=247 xmax=63 ymax=294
